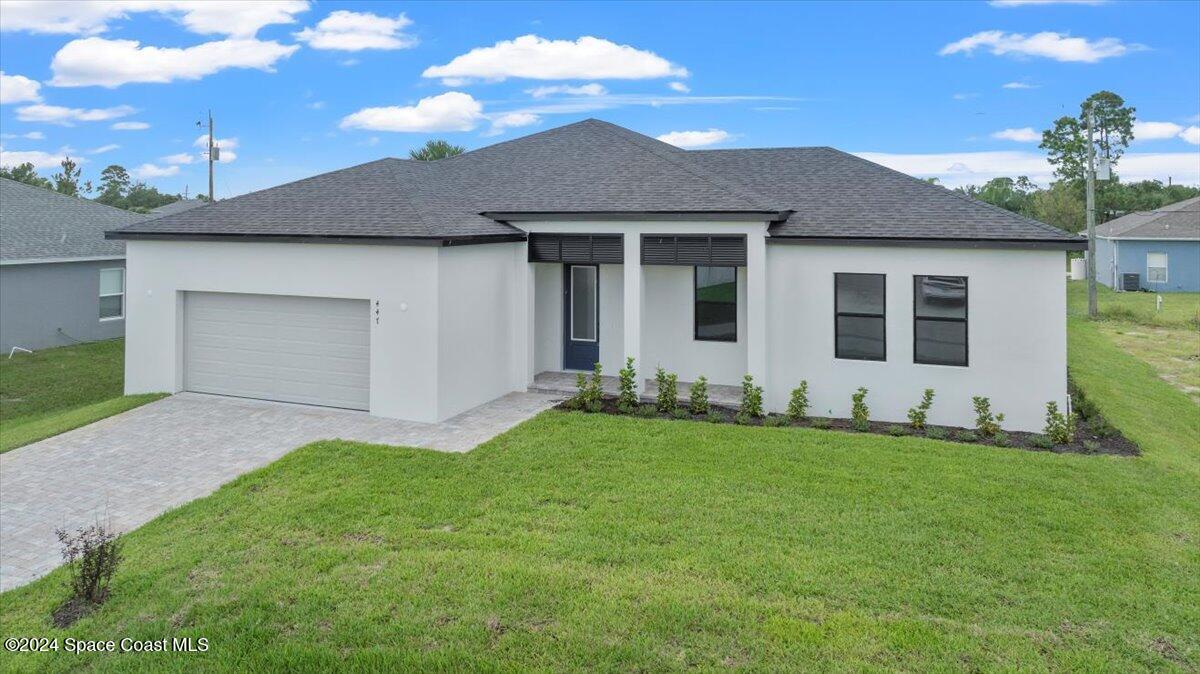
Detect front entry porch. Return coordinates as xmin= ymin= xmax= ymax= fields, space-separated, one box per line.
xmin=529 ymin=371 xmax=743 ymax=409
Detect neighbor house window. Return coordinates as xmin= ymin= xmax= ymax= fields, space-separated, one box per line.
xmin=1146 ymin=252 xmax=1168 ymax=283
xmin=99 ymin=268 xmax=125 ymax=320
xmin=694 ymin=266 xmax=737 ymax=341
xmin=834 ymin=273 xmax=885 ymax=361
xmin=913 ymin=275 xmax=967 ymax=367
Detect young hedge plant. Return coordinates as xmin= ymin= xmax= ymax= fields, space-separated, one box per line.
xmin=688 ymin=375 xmax=710 ymax=416
xmin=972 ymin=396 xmax=1005 ymax=438
xmin=786 ymin=381 xmax=809 ymax=422
xmin=1044 ymin=401 xmax=1077 ymax=445
xmin=617 ymin=357 xmax=639 ymax=409
xmin=850 ymin=387 xmax=870 ymax=431
xmin=655 ymin=367 xmax=678 ymax=414
xmin=741 ymin=374 xmax=764 ymax=418
xmin=907 ymin=388 xmax=935 ymax=430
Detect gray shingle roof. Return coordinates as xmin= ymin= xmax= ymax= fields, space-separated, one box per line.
xmin=1 ymin=178 xmax=145 ymax=262
xmin=1094 ymin=197 xmax=1199 ymax=240
xmin=109 ymin=119 xmax=1080 ymax=247
xmin=150 ymin=199 xmax=205 ymax=216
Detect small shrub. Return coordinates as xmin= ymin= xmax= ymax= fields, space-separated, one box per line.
xmin=925 ymin=426 xmax=948 ymax=440
xmin=810 ymin=417 xmax=832 ymax=430
xmin=1090 ymin=418 xmax=1119 ymax=438
xmin=907 ymin=388 xmax=935 ymax=430
xmin=689 ymin=376 xmax=710 ymax=415
xmin=587 ymin=362 xmax=604 ymax=405
xmin=887 ymin=425 xmax=907 ymax=437
xmin=635 ymin=404 xmax=657 ymax=418
xmin=734 ymin=411 xmax=754 ymax=425
xmin=572 ymin=372 xmax=588 ymax=408
xmin=617 ymin=357 xmax=639 ymax=409
xmin=671 ymin=406 xmax=690 ymax=420
xmin=617 ymin=402 xmax=636 ymax=415
xmin=971 ymin=396 xmax=1005 ymax=438
xmin=574 ymin=364 xmax=604 ymax=409
xmin=786 ymin=381 xmax=809 ymax=422
xmin=850 ymin=387 xmax=870 ymax=432
xmin=53 ymin=523 xmax=123 ymax=627
xmin=585 ymin=401 xmax=603 ymax=414
xmin=741 ymin=374 xmax=764 ymax=418
xmin=1082 ymin=439 xmax=1101 ymax=453
xmin=763 ymin=415 xmax=788 ymax=427
xmin=655 ymin=367 xmax=678 ymax=414
xmin=993 ymin=431 xmax=1010 ymax=447
xmin=1043 ymin=401 xmax=1077 ymax=444
xmin=706 ymin=411 xmax=724 ymax=424
xmin=954 ymin=430 xmax=978 ymax=443
xmin=1028 ymin=434 xmax=1055 ymax=449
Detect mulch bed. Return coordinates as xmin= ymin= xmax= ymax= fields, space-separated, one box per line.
xmin=556 ymin=388 xmax=1138 ymax=457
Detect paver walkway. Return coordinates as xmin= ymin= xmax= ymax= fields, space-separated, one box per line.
xmin=0 ymin=391 xmax=562 ymax=590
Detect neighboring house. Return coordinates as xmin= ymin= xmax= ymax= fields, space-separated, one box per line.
xmin=107 ymin=119 xmax=1083 ymax=431
xmin=0 ymin=178 xmax=145 ymax=352
xmin=1094 ymin=196 xmax=1200 ymax=292
xmin=149 ymin=199 xmax=205 ymax=217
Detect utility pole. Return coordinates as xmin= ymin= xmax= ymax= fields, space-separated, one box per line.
xmin=197 ymin=111 xmax=217 ymax=202
xmin=206 ymin=110 xmax=215 ymax=203
xmin=1085 ymin=102 xmax=1098 ymax=318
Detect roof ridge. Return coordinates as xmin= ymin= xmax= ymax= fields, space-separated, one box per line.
xmin=820 ymin=148 xmax=1073 ymax=240
xmin=0 ymin=176 xmax=149 ymax=219
xmin=585 ymin=120 xmax=779 ymax=211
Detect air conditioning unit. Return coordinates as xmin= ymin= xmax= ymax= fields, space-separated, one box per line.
xmin=1122 ymin=273 xmax=1140 ymax=292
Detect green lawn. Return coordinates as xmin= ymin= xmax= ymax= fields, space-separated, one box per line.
xmin=1067 ymin=279 xmax=1200 ymax=328
xmin=0 ymin=340 xmax=166 ymax=453
xmin=2 ymin=322 xmax=1197 ymax=670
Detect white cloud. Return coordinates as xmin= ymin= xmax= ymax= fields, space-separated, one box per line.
xmin=50 ymin=37 xmax=299 ymax=88
xmin=940 ymin=31 xmax=1142 ymax=63
xmin=88 ymin=143 xmax=119 ymax=154
xmin=0 ymin=131 xmax=45 ymax=140
xmin=1181 ymin=126 xmax=1200 ymax=146
xmin=15 ymin=103 xmax=135 ymax=125
xmin=853 ymin=150 xmax=1200 ymax=188
xmin=990 ymin=0 xmax=1107 ymax=6
xmin=991 ymin=127 xmax=1040 ymax=142
xmin=294 ymin=10 xmax=415 ymax=51
xmin=423 ymin=35 xmax=688 ymax=84
xmin=1001 ymin=81 xmax=1036 ymax=89
xmin=111 ymin=121 xmax=149 ymax=130
xmin=340 ymin=92 xmax=484 ymax=132
xmin=484 ymin=111 xmax=541 ymax=136
xmin=668 ymin=81 xmax=690 ymax=93
xmin=162 ymin=152 xmax=196 ymax=165
xmin=0 ymin=146 xmax=83 ymax=169
xmin=525 ymin=83 xmax=607 ymax=98
xmin=306 ymin=101 xmax=326 ymax=110
xmin=339 ymin=58 xmax=360 ymax=67
xmin=655 ymin=128 xmax=731 ymax=148
xmin=952 ymin=92 xmax=979 ymax=100
xmin=0 ymin=1 xmax=309 ymax=38
xmin=1133 ymin=121 xmax=1183 ymax=140
xmin=193 ymin=134 xmax=238 ymax=161
xmin=132 ymin=162 xmax=179 ymax=178
xmin=0 ymin=71 xmax=42 ymax=104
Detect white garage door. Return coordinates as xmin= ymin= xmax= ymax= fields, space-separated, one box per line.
xmin=184 ymin=292 xmax=370 ymax=410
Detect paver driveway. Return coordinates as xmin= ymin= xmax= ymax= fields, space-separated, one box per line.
xmin=0 ymin=391 xmax=561 ymax=591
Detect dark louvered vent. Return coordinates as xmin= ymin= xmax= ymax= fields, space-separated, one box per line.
xmin=527 ymin=233 xmax=623 ymax=263
xmin=640 ymin=235 xmax=747 ymax=266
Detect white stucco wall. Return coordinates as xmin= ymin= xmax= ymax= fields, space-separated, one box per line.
xmin=765 ymin=244 xmax=1067 ymax=432
xmin=436 ymin=243 xmax=522 ymax=419
xmin=642 ymin=265 xmax=748 ymax=386
xmin=123 ymin=240 xmax=442 ymax=422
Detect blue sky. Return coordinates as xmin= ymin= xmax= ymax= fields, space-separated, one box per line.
xmin=1 ymin=0 xmax=1197 ymax=197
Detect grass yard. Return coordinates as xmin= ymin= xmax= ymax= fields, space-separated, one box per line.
xmin=2 ymin=319 xmax=1197 ymax=670
xmin=1068 ymin=281 xmax=1200 ymax=403
xmin=0 ymin=340 xmax=166 ymax=453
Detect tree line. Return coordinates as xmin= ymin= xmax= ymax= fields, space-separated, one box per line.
xmin=951 ymin=90 xmax=1200 ymax=233
xmin=0 ymin=158 xmax=189 ymax=213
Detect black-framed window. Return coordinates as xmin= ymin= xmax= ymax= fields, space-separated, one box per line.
xmin=913 ymin=275 xmax=968 ymax=366
xmin=694 ymin=266 xmax=737 ymax=342
xmin=835 ymin=273 xmax=885 ymax=361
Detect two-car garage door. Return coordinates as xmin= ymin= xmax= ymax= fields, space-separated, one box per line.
xmin=184 ymin=292 xmax=370 ymax=410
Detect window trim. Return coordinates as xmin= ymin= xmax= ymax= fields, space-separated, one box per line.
xmin=693 ymin=265 xmax=738 ymax=342
xmin=99 ymin=267 xmax=125 ymax=322
xmin=834 ymin=272 xmax=886 ymax=362
xmin=912 ymin=275 xmax=969 ymax=368
xmin=1146 ymin=252 xmax=1168 ymax=284
xmin=568 ymin=264 xmax=598 ymax=343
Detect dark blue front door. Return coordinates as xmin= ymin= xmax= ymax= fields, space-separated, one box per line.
xmin=563 ymin=264 xmax=599 ymax=370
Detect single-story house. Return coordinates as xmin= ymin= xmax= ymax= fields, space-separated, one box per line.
xmin=107 ymin=119 xmax=1084 ymax=432
xmin=1 ymin=178 xmax=145 ymax=352
xmin=1094 ymin=196 xmax=1200 ymax=292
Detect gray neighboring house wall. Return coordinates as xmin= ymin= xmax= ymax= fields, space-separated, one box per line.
xmin=1 ymin=178 xmax=147 ymax=351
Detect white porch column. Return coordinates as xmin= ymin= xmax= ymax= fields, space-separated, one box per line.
xmin=623 ymin=232 xmax=645 ymax=392
xmin=746 ymin=230 xmax=768 ymax=406
xmin=522 ymin=256 xmax=536 ymax=387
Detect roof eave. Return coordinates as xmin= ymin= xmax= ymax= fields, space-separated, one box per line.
xmin=105 ymin=231 xmax=528 ymax=247
xmin=768 ymin=236 xmax=1088 ymax=251
xmin=481 ymin=210 xmax=792 ymax=223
